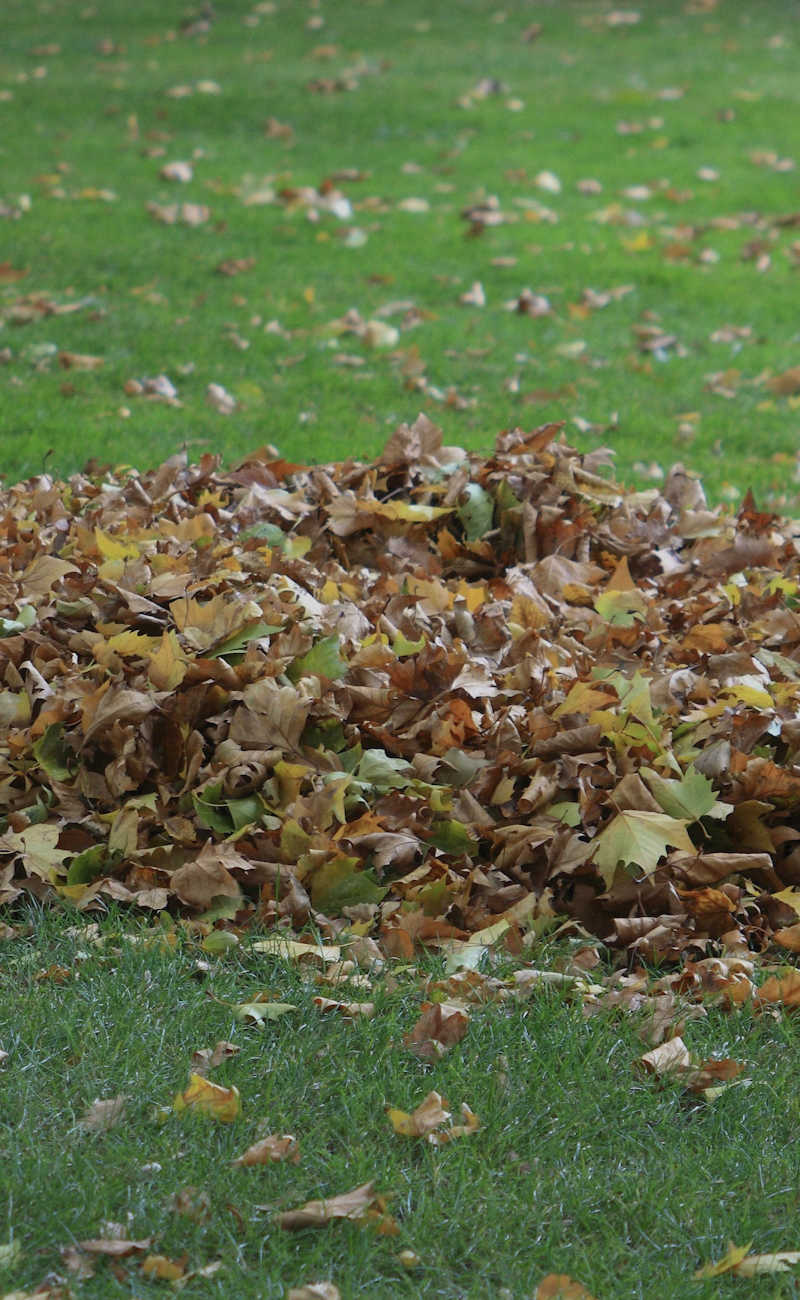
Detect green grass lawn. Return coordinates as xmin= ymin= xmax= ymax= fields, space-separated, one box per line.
xmin=1 ymin=0 xmax=800 ymax=502
xmin=4 ymin=908 xmax=800 ymax=1300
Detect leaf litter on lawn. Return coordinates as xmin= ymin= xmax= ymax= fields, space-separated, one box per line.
xmin=4 ymin=413 xmax=800 ymax=1011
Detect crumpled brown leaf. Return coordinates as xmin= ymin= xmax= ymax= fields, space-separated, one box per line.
xmin=403 ymin=1002 xmax=469 ymax=1061
xmin=276 ymin=1181 xmax=380 ymax=1230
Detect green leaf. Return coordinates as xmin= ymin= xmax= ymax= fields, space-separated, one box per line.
xmin=234 ymin=1001 xmax=297 ymax=1026
xmin=310 ymin=855 xmax=388 ymax=913
xmin=32 ymin=723 xmax=73 ymax=781
xmin=287 ymin=634 xmax=348 ymax=683
xmin=392 ymin=630 xmax=426 ymax=657
xmin=592 ymin=810 xmax=694 ymax=888
xmin=593 ymin=588 xmax=647 ymax=626
xmin=201 ymin=930 xmax=240 ymax=956
xmin=429 ymin=819 xmax=478 ymax=856
xmin=0 ymin=604 xmax=36 ymax=637
xmin=226 ymin=796 xmax=263 ymax=832
xmin=192 ymin=782 xmax=234 ymax=835
xmin=210 ymin=620 xmax=283 ymax=661
xmin=546 ymin=801 xmax=581 ymax=826
xmin=67 ymin=843 xmax=115 ymax=885
xmin=356 ymin=749 xmax=413 ymax=792
xmin=239 ymin=521 xmax=288 ymax=545
xmin=642 ymin=765 xmax=733 ymax=822
xmin=457 ymin=483 xmax=494 ymax=540
xmin=302 ymin=718 xmax=349 ymax=752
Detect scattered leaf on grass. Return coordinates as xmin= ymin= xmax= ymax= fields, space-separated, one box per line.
xmin=536 ymin=1276 xmax=597 ymax=1299
xmin=77 ymin=1237 xmax=153 ymax=1256
xmin=313 ymin=996 xmax=375 ymax=1018
xmin=386 ymin=1090 xmax=479 ymax=1143
xmin=233 ymin=999 xmax=297 ymax=1026
xmin=403 ymin=1002 xmax=469 ymax=1061
xmin=287 ymin=1284 xmax=341 ymax=1300
xmin=173 ymin=1073 xmax=241 ymax=1122
xmin=141 ymin=1254 xmax=186 ymax=1281
xmin=233 ymin=1135 xmax=299 ymax=1165
xmin=277 ymin=1181 xmax=381 ymax=1230
xmin=190 ymin=1041 xmax=239 ymax=1077
xmin=78 ymin=1095 xmax=127 ymax=1133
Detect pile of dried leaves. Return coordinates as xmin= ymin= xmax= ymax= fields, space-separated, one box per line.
xmin=3 ymin=414 xmax=800 ymax=968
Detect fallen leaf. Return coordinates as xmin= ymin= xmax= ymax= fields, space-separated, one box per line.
xmin=536 ymin=1276 xmax=597 ymax=1299
xmin=287 ymin=1284 xmax=341 ymax=1300
xmin=78 ymin=1095 xmax=127 ymax=1133
xmin=173 ymin=1073 xmax=241 ymax=1122
xmin=233 ymin=1134 xmax=299 ymax=1165
xmin=403 ymin=1002 xmax=469 ymax=1061
xmin=277 ymin=1180 xmax=380 ymax=1230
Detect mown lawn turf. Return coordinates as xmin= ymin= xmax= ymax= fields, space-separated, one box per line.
xmin=3 ymin=909 xmax=800 ymax=1299
xmin=1 ymin=0 xmax=799 ymax=501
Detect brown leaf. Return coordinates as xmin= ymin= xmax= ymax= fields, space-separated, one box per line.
xmin=170 ymin=842 xmax=248 ymax=908
xmin=757 ymin=970 xmax=800 ymax=1010
xmin=78 ymin=1095 xmax=127 ymax=1132
xmin=233 ymin=1134 xmax=299 ymax=1165
xmin=78 ymin=1237 xmax=153 ymax=1256
xmin=277 ymin=1180 xmax=380 ymax=1230
xmin=190 ymin=1040 xmax=240 ymax=1076
xmin=403 ymin=1002 xmax=469 ymax=1061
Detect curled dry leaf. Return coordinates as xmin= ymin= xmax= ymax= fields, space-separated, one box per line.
xmin=206 ymin=382 xmax=237 ymax=414
xmin=77 ymin=1237 xmax=153 ymax=1256
xmin=160 ymin=161 xmax=193 ymax=183
xmin=403 ymin=1002 xmax=469 ymax=1061
xmin=637 ymin=1038 xmax=745 ymax=1097
xmin=287 ymin=1285 xmax=341 ymax=1300
xmin=276 ymin=1180 xmax=380 ymax=1230
xmin=141 ymin=1254 xmax=186 ymax=1281
xmin=387 ymin=1090 xmax=479 ymax=1144
xmin=190 ymin=1040 xmax=239 ymax=1077
xmin=233 ymin=1134 xmax=299 ymax=1165
xmin=756 ymin=970 xmax=800 ymax=1010
xmin=312 ymin=996 xmax=375 ymax=1018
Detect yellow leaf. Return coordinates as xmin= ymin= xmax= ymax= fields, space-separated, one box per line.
xmin=772 ymin=887 xmax=800 ymax=917
xmin=141 ymin=1254 xmax=186 ymax=1281
xmin=720 ymin=683 xmax=773 ymax=709
xmin=536 ymin=1276 xmax=597 ymax=1299
xmin=147 ymin=629 xmax=189 ymax=691
xmin=694 ymin=1241 xmax=753 ymax=1278
xmin=173 ymin=1073 xmax=241 ymax=1122
xmin=94 ymin=526 xmax=139 ymax=561
xmin=555 ymin=680 xmax=617 ymax=718
xmin=387 ymin=1091 xmax=451 ymax=1137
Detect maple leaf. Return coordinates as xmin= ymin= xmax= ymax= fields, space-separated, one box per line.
xmin=592 ymin=810 xmax=695 ymax=887
xmin=642 ymin=765 xmax=733 ymax=822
